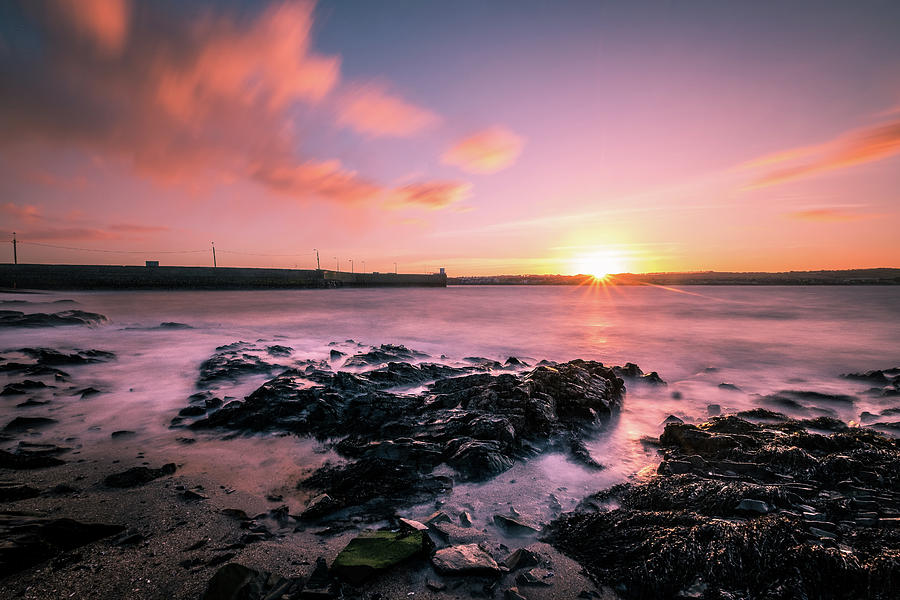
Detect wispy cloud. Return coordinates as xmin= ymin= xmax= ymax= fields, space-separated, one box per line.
xmin=442 ymin=126 xmax=525 ymax=174
xmin=389 ymin=181 xmax=472 ymax=210
xmin=337 ymin=83 xmax=439 ymax=137
xmin=747 ymin=118 xmax=900 ymax=187
xmin=786 ymin=208 xmax=873 ymax=222
xmin=1 ymin=202 xmax=42 ymax=223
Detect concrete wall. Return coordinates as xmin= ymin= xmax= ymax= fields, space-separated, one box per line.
xmin=0 ymin=264 xmax=446 ymax=290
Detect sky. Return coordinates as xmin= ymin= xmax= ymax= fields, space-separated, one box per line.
xmin=1 ymin=0 xmax=899 ymax=276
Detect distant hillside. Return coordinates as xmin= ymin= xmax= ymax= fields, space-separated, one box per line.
xmin=449 ymin=268 xmax=900 ymax=286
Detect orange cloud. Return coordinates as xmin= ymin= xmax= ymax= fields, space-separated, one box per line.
xmin=390 ymin=181 xmax=471 ymax=210
xmin=1 ymin=202 xmax=42 ymax=223
xmin=251 ymin=160 xmax=382 ymax=204
xmin=787 ymin=209 xmax=870 ymax=223
xmin=1 ymin=1 xmax=346 ymax=201
xmin=337 ymin=83 xmax=439 ymax=137
xmin=42 ymin=0 xmax=132 ymax=56
xmin=442 ymin=126 xmax=525 ymax=173
xmin=749 ymin=118 xmax=900 ymax=187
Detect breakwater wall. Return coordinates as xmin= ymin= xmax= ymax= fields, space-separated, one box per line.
xmin=0 ymin=264 xmax=446 ymax=290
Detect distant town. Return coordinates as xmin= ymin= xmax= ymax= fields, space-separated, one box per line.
xmin=449 ymin=268 xmax=900 ymax=286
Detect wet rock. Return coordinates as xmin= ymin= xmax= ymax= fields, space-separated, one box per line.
xmin=1 ymin=380 xmax=50 ymax=395
xmin=110 ymin=430 xmax=136 ymax=438
xmin=503 ymin=548 xmax=540 ymax=571
xmin=331 ymin=530 xmax=426 ymax=584
xmin=302 ymin=556 xmax=338 ymax=599
xmin=4 ymin=416 xmax=58 ymax=431
xmin=735 ymin=499 xmax=770 ymax=514
xmin=459 ymin=511 xmax=473 ymax=527
xmin=0 ymin=310 xmax=108 ymax=328
xmin=198 ymin=342 xmax=279 ymax=384
xmin=0 ymin=514 xmax=123 ymax=577
xmin=17 ymin=347 xmax=115 ymax=365
xmin=546 ymin=409 xmax=900 ymax=600
xmin=706 ymin=404 xmax=721 ymax=416
xmin=0 ymin=483 xmax=41 ymax=502
xmin=342 ymin=344 xmax=429 ymax=368
xmin=301 ymin=493 xmax=340 ymax=520
xmin=0 ymin=445 xmax=68 ymax=469
xmin=431 ymin=544 xmax=501 ymax=576
xmin=398 ymin=518 xmax=429 ymax=532
xmin=266 ymin=344 xmax=293 ymax=357
xmin=517 ymin=567 xmax=554 ymax=586
xmin=104 ymin=463 xmax=176 ymax=488
xmin=202 ymin=563 xmax=302 ymax=600
xmin=493 ymin=514 xmax=540 ymax=536
xmin=718 ymin=383 xmax=741 ymax=391
xmin=448 ymin=440 xmax=515 ymax=480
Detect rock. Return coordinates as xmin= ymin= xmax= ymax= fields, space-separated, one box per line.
xmin=718 ymin=383 xmax=741 ymax=391
xmin=398 ymin=518 xmax=429 ymax=532
xmin=735 ymin=499 xmax=770 ymax=514
xmin=0 ymin=310 xmax=108 ymax=328
xmin=707 ymin=404 xmax=722 ymax=416
xmin=104 ymin=463 xmax=176 ymax=488
xmin=300 ymin=493 xmax=340 ymax=520
xmin=493 ymin=514 xmax=540 ymax=535
xmin=301 ymin=557 xmax=337 ymax=599
xmin=448 ymin=440 xmax=515 ymax=480
xmin=331 ymin=530 xmax=426 ymax=584
xmin=266 ymin=345 xmax=293 ymax=357
xmin=459 ymin=511 xmax=473 ymax=527
xmin=517 ymin=567 xmax=554 ymax=586
xmin=0 ymin=514 xmax=124 ymax=577
xmin=431 ymin=544 xmax=500 ymax=576
xmin=4 ymin=416 xmax=58 ymax=431
xmin=110 ymin=430 xmax=136 ymax=438
xmin=505 ymin=587 xmax=528 ymax=600
xmin=202 ymin=563 xmax=301 ymax=600
xmin=0 ymin=448 xmax=66 ymax=469
xmin=1 ymin=380 xmax=50 ymax=395
xmin=503 ymin=548 xmax=540 ymax=571
xmin=180 ymin=489 xmax=208 ymax=501
xmin=662 ymin=415 xmax=684 ymax=425
xmin=0 ymin=483 xmax=41 ymax=502
xmin=426 ymin=579 xmax=446 ymax=591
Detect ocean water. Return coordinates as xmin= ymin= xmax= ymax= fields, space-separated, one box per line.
xmin=2 ymin=285 xmax=899 ymax=524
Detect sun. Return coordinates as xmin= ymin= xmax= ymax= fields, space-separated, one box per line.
xmin=572 ymin=252 xmax=628 ymax=280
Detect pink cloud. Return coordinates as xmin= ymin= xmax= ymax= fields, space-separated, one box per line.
xmin=748 ymin=118 xmax=900 ymax=187
xmin=442 ymin=126 xmax=525 ymax=174
xmin=390 ymin=181 xmax=471 ymax=210
xmin=337 ymin=83 xmax=439 ymax=137
xmin=41 ymin=0 xmax=132 ymax=56
xmin=251 ymin=160 xmax=382 ymax=204
xmin=108 ymin=223 xmax=169 ymax=233
xmin=786 ymin=209 xmax=872 ymax=223
xmin=16 ymin=227 xmax=123 ymax=242
xmin=1 ymin=202 xmax=42 ymax=224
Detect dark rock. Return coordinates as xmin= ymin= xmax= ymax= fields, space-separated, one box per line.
xmin=0 ymin=310 xmax=108 ymax=328
xmin=0 ymin=483 xmax=41 ymax=502
xmin=706 ymin=404 xmax=721 ymax=416
xmin=4 ymin=416 xmax=57 ymax=431
xmin=0 ymin=445 xmax=67 ymax=469
xmin=718 ymin=383 xmax=741 ymax=391
xmin=17 ymin=347 xmax=115 ymax=365
xmin=104 ymin=463 xmax=176 ymax=488
xmin=0 ymin=514 xmax=123 ymax=577
xmin=503 ymin=548 xmax=540 ymax=571
xmin=493 ymin=514 xmax=540 ymax=535
xmin=516 ymin=567 xmax=554 ymax=586
xmin=1 ymin=380 xmax=50 ymax=395
xmin=202 ymin=563 xmax=302 ymax=600
xmin=180 ymin=489 xmax=208 ymax=501
xmin=110 ymin=430 xmax=136 ymax=438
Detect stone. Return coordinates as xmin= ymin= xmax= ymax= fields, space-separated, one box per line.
xmin=398 ymin=518 xmax=429 ymax=532
xmin=4 ymin=416 xmax=57 ymax=431
xmin=493 ymin=514 xmax=540 ymax=535
xmin=503 ymin=548 xmax=540 ymax=571
xmin=735 ymin=499 xmax=770 ymax=515
xmin=301 ymin=493 xmax=340 ymax=519
xmin=331 ymin=530 xmax=426 ymax=585
xmin=103 ymin=463 xmax=176 ymax=488
xmin=202 ymin=563 xmax=301 ymax=600
xmin=516 ymin=567 xmax=554 ymax=586
xmin=431 ymin=544 xmax=501 ymax=576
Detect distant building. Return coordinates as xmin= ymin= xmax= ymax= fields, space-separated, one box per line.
xmin=145 ymin=260 xmax=159 ymax=267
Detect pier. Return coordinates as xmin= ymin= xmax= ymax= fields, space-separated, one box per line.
xmin=0 ymin=264 xmax=447 ymax=290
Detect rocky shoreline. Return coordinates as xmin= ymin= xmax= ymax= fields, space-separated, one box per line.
xmin=1 ymin=331 xmax=899 ymax=599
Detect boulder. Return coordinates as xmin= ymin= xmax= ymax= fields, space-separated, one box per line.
xmin=431 ymin=544 xmax=500 ymax=576
xmin=104 ymin=463 xmax=176 ymax=488
xmin=331 ymin=530 xmax=426 ymax=585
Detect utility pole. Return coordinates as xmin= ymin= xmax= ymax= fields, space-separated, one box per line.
xmin=362 ymin=261 xmax=365 ymax=273
xmin=211 ymin=242 xmax=216 ymax=267
xmin=349 ymin=259 xmax=353 ymax=274
xmin=334 ymin=257 xmax=339 ymax=271
xmin=313 ymin=248 xmax=320 ymax=270
xmin=393 ymin=262 xmax=397 ymax=274
xmin=11 ymin=232 xmax=16 ymax=265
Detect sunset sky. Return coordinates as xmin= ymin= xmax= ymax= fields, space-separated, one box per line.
xmin=1 ymin=0 xmax=899 ymax=275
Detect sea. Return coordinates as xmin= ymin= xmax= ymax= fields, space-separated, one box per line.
xmin=2 ymin=285 xmax=899 ymax=525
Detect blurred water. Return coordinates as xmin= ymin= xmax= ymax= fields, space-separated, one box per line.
xmin=2 ymin=285 xmax=899 ymax=518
